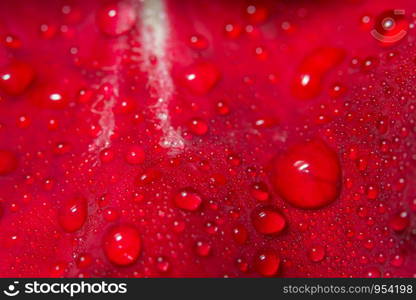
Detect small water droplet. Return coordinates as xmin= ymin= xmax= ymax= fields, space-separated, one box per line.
xmin=174 ymin=188 xmax=202 ymax=211
xmin=58 ymin=196 xmax=88 ymax=232
xmin=195 ymin=241 xmax=211 ymax=257
xmin=188 ymin=118 xmax=209 ymax=136
xmin=178 ymin=62 xmax=220 ymax=95
xmin=251 ymin=207 xmax=286 ymax=235
xmin=232 ymin=224 xmax=248 ymax=244
xmin=250 ymin=182 xmax=270 ymax=202
xmin=389 ymin=212 xmax=409 ymax=232
xmin=308 ymin=245 xmax=325 ymax=262
xmin=254 ymin=249 xmax=280 ymax=277
xmin=103 ymin=224 xmax=142 ymax=266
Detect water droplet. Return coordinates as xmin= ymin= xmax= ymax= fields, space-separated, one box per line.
xmin=174 ymin=188 xmax=202 ymax=211
xmin=366 ymin=185 xmax=378 ymax=200
xmin=271 ymin=139 xmax=341 ymax=209
xmin=227 ymin=154 xmax=241 ymax=166
xmin=156 ymin=256 xmax=170 ymax=273
xmin=39 ymin=23 xmax=57 ymax=39
xmin=125 ymin=146 xmax=145 ymax=165
xmin=292 ymin=47 xmax=345 ymax=99
xmin=308 ymin=245 xmax=325 ymax=262
xmin=366 ymin=268 xmax=381 ymax=278
xmin=389 ymin=212 xmax=409 ymax=232
xmin=376 ymin=117 xmax=388 ymax=134
xmin=254 ymin=249 xmax=280 ymax=277
xmin=3 ymin=34 xmax=21 ymax=49
xmin=96 ymin=2 xmax=136 ymax=36
xmin=115 ymin=97 xmax=136 ymax=114
xmin=251 ymin=208 xmax=286 ymax=235
xmin=188 ymin=34 xmax=208 ymax=50
xmin=204 ymin=221 xmax=218 ymax=235
xmin=103 ymin=225 xmax=141 ymax=266
xmin=216 ymin=100 xmax=230 ymax=115
xmin=47 ymin=118 xmax=59 ymax=130
xmin=100 ymin=148 xmax=115 ymax=163
xmin=58 ymin=196 xmax=88 ymax=232
xmin=254 ymin=46 xmax=268 ymax=60
xmin=43 ymin=177 xmax=55 ymax=191
xmin=76 ymin=253 xmax=93 ymax=268
xmin=329 ymin=83 xmax=346 ymax=98
xmin=364 ymin=238 xmax=375 ymax=250
xmin=209 ymin=173 xmax=226 ymax=186
xmin=103 ymin=208 xmax=119 ymax=222
xmin=356 ymin=157 xmax=368 ymax=171
xmin=173 ymin=220 xmax=186 ymax=233
xmin=236 ymin=258 xmax=248 ymax=272
xmin=132 ymin=192 xmax=144 ymax=204
xmin=224 ymin=23 xmax=242 ymax=39
xmin=17 ymin=115 xmax=31 ymax=128
xmin=361 ymin=56 xmax=378 ymax=71
xmin=77 ymin=88 xmax=94 ymax=103
xmin=391 ymin=254 xmax=404 ymax=267
xmin=245 ymin=3 xmax=269 ymax=24
xmin=250 ymin=182 xmax=270 ymax=201
xmin=32 ymin=85 xmax=69 ymax=109
xmin=232 ymin=224 xmax=248 ymax=244
xmin=188 ymin=118 xmax=209 ymax=136
xmin=136 ymin=168 xmax=161 ymax=185
xmin=195 ymin=241 xmax=211 ymax=257
xmin=53 ymin=142 xmax=71 ymax=155
xmin=179 ymin=62 xmax=220 ymax=95
xmin=0 ymin=61 xmax=35 ymax=95
xmin=50 ymin=262 xmax=67 ymax=277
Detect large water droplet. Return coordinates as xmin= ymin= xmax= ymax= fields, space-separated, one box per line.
xmin=0 ymin=61 xmax=35 ymax=95
xmin=271 ymin=139 xmax=341 ymax=209
xmin=103 ymin=224 xmax=142 ymax=266
xmin=179 ymin=62 xmax=220 ymax=95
